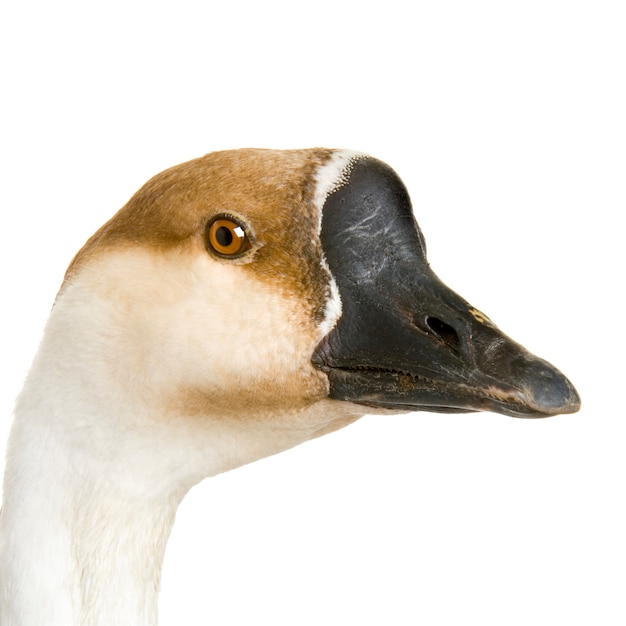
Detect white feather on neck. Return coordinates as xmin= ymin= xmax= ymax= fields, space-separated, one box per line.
xmin=0 ymin=246 xmax=362 ymax=626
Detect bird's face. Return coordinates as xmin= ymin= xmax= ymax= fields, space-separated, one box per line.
xmin=61 ymin=149 xmax=579 ymax=429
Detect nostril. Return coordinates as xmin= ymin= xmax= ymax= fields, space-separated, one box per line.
xmin=426 ymin=316 xmax=461 ymax=351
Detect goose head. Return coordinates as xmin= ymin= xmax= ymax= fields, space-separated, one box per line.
xmin=59 ymin=148 xmax=578 ymax=430
xmin=0 ymin=148 xmax=579 ymax=626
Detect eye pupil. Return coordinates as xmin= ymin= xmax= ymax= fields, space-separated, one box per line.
xmin=215 ymin=226 xmax=233 ymax=248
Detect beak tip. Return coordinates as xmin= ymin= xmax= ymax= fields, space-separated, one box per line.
xmin=523 ymin=368 xmax=581 ymax=417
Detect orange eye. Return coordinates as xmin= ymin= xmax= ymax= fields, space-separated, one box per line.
xmin=206 ymin=216 xmax=252 ymax=258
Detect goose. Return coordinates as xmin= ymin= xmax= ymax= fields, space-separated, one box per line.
xmin=0 ymin=148 xmax=580 ymax=626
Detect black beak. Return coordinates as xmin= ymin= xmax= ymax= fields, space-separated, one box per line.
xmin=312 ymin=157 xmax=580 ymax=418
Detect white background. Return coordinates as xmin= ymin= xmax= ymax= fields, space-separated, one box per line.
xmin=1 ymin=1 xmax=624 ymax=624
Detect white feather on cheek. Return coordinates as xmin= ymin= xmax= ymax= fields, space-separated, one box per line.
xmin=65 ymin=247 xmax=330 ymax=418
